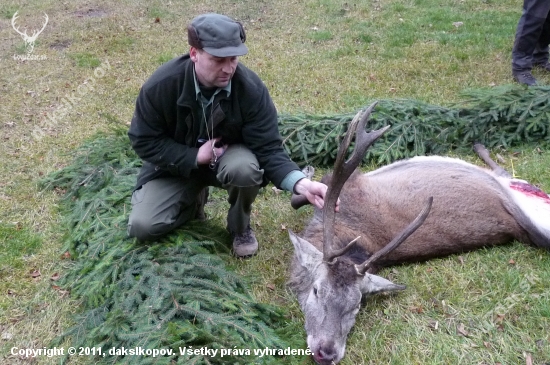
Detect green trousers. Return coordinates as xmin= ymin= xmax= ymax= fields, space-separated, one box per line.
xmin=127 ymin=144 xmax=264 ymax=241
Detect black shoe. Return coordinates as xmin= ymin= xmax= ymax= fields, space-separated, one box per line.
xmin=513 ymin=71 xmax=537 ymax=86
xmin=534 ymin=62 xmax=550 ymax=72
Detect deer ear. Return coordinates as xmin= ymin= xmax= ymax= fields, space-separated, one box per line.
xmin=359 ymin=273 xmax=406 ymax=295
xmin=288 ymin=230 xmax=323 ymax=268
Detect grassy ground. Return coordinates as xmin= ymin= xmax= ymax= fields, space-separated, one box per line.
xmin=0 ymin=0 xmax=549 ymax=364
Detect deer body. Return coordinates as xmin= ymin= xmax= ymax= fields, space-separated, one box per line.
xmin=301 ymin=156 xmax=549 ymax=269
xmin=287 ymin=103 xmax=550 ymax=365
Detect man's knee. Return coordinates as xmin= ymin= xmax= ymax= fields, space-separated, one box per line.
xmin=126 ymin=177 xmax=202 ymax=241
xmin=217 ymin=145 xmax=264 ymax=187
xmin=218 ymin=161 xmax=263 ymax=187
xmin=127 ymin=214 xmax=172 ymax=241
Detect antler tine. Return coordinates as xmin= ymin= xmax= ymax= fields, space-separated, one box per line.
xmin=355 ymin=196 xmax=433 ymax=275
xmin=11 ymin=11 xmax=27 ymax=38
xmin=36 ymin=13 xmax=49 ymax=36
xmin=323 ymin=101 xmax=390 ymax=262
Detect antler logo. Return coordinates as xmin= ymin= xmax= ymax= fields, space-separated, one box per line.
xmin=11 ymin=11 xmax=49 ymax=55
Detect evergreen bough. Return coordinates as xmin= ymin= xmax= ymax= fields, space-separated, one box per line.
xmin=280 ymin=85 xmax=550 ymax=166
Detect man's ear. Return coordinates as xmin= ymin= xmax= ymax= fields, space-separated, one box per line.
xmin=359 ymin=273 xmax=406 ymax=295
xmin=288 ymin=230 xmax=323 ymax=269
xmin=189 ymin=47 xmax=199 ymax=62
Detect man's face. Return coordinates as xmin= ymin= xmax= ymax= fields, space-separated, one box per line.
xmin=190 ymin=47 xmax=238 ymax=88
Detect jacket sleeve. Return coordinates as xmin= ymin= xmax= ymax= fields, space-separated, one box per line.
xmin=240 ymin=82 xmax=301 ymax=188
xmin=128 ymin=87 xmax=198 ymax=178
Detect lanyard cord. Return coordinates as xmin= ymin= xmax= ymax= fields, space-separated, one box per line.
xmin=201 ymin=100 xmax=217 ymax=170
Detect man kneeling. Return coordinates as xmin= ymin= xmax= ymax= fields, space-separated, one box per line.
xmin=127 ymin=13 xmax=333 ymax=257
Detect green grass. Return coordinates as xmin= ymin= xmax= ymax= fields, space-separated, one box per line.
xmin=69 ymin=53 xmax=101 ymax=68
xmin=0 ymin=223 xmax=41 ymax=271
xmin=0 ymin=223 xmax=42 ymax=314
xmin=0 ymin=0 xmax=549 ymax=364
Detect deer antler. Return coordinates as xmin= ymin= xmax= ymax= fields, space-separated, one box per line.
xmin=33 ymin=13 xmax=49 ymax=40
xmin=323 ymin=101 xmax=390 ymax=263
xmin=11 ymin=12 xmax=27 ymax=39
xmin=11 ymin=12 xmax=48 ymax=46
xmin=354 ymin=196 xmax=433 ymax=275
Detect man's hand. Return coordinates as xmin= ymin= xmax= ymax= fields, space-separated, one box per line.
xmin=293 ymin=178 xmax=340 ymax=212
xmin=196 ymin=138 xmax=228 ymax=165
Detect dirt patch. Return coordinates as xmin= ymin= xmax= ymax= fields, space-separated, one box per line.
xmin=73 ymin=8 xmax=109 ymax=18
xmin=49 ymin=39 xmax=72 ymax=50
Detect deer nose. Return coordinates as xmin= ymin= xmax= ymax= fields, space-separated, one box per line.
xmin=313 ymin=345 xmax=337 ymax=364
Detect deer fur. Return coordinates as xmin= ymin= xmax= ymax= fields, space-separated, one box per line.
xmin=287 ymin=103 xmax=550 ymax=365
xmin=298 ymin=156 xmax=550 ymax=271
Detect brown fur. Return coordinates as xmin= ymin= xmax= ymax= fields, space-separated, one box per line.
xmin=303 ymin=158 xmax=534 ymax=272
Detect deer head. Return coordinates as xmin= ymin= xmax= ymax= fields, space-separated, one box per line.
xmin=11 ymin=11 xmax=49 ymax=54
xmin=288 ymin=102 xmax=433 ymax=365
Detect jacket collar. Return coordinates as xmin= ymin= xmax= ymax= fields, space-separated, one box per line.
xmin=176 ymin=55 xmax=232 ymax=108
xmin=192 ymin=66 xmax=232 ymax=105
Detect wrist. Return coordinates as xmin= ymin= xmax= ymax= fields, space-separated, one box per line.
xmin=294 ymin=178 xmax=310 ymax=195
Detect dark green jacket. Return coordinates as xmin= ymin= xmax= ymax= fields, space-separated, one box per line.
xmin=128 ymin=54 xmax=300 ymax=189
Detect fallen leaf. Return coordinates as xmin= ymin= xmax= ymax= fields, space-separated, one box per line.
xmin=271 ymin=186 xmax=282 ymax=195
xmin=52 ymin=285 xmax=70 ymax=296
xmin=281 ymin=224 xmax=287 ymax=230
xmin=50 ymin=272 xmax=60 ymax=281
xmin=266 ymin=283 xmax=275 ymax=291
xmin=509 ymin=259 xmax=516 ymax=265
xmin=458 ymin=256 xmax=465 ymax=265
xmin=1 ymin=332 xmax=13 ymax=340
xmin=452 ymin=21 xmax=464 ymax=28
xmin=428 ymin=320 xmax=439 ymax=330
xmin=30 ymin=269 xmax=41 ymax=278
xmin=61 ymin=251 xmax=71 ymax=260
xmin=154 ymin=17 xmax=160 ymax=23
xmin=457 ymin=323 xmax=469 ymax=337
xmin=525 ymin=352 xmax=533 ymax=365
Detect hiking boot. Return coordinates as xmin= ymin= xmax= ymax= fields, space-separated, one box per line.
xmin=534 ymin=62 xmax=550 ymax=72
xmin=232 ymin=226 xmax=258 ymax=258
xmin=513 ymin=71 xmax=537 ymax=86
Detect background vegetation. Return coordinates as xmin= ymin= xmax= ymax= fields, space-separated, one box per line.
xmin=1 ymin=0 xmax=549 ymax=364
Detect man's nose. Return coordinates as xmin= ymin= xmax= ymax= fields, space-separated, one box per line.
xmin=222 ymin=60 xmax=236 ymax=73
